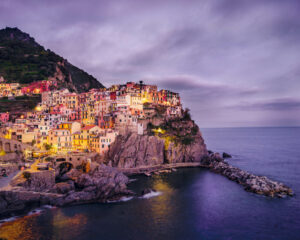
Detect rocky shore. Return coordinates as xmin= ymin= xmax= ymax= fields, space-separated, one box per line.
xmin=201 ymin=153 xmax=293 ymax=198
xmin=0 ymin=152 xmax=294 ymax=219
xmin=0 ymin=164 xmax=132 ymax=218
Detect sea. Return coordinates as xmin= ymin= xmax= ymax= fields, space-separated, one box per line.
xmin=0 ymin=127 xmax=299 ymax=240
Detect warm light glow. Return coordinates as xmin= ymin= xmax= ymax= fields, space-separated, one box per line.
xmin=152 ymin=128 xmax=165 ymax=134
xmin=33 ymin=88 xmax=40 ymax=94
xmin=35 ymin=106 xmax=42 ymax=112
xmin=142 ymin=97 xmax=148 ymax=103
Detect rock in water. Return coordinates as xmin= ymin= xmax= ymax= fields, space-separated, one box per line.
xmin=201 ymin=155 xmax=293 ymax=198
xmin=223 ymin=152 xmax=232 ymax=158
xmin=141 ymin=188 xmax=156 ymax=196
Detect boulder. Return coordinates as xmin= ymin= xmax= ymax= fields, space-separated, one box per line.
xmin=206 ymin=154 xmax=293 ymax=198
xmin=222 ymin=152 xmax=232 ymax=158
xmin=55 ymin=182 xmax=74 ymax=194
xmin=141 ymin=188 xmax=156 ymax=196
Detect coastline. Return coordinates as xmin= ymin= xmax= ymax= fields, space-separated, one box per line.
xmin=0 ymin=155 xmax=293 ymax=221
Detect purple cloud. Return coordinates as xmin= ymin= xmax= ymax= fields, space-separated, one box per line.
xmin=0 ymin=0 xmax=299 ymax=127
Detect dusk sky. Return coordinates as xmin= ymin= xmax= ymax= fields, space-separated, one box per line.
xmin=1 ymin=0 xmax=299 ymax=127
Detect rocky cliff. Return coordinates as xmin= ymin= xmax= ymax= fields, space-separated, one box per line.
xmin=104 ymin=118 xmax=208 ymax=168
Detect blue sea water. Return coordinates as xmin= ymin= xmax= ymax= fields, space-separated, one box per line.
xmin=0 ymin=127 xmax=300 ymax=240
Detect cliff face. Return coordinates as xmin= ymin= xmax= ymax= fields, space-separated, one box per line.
xmin=164 ymin=130 xmax=207 ymax=163
xmin=106 ymin=134 xmax=165 ymax=168
xmin=105 ymin=119 xmax=208 ymax=168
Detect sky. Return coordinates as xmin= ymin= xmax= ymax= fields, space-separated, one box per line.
xmin=0 ymin=0 xmax=299 ymax=127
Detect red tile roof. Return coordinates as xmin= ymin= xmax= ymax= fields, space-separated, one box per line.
xmin=81 ymin=125 xmax=97 ymax=130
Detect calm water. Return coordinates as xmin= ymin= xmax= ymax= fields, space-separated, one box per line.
xmin=1 ymin=127 xmax=300 ymax=240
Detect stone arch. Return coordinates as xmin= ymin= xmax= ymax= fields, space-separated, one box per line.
xmin=58 ymin=162 xmax=73 ymax=175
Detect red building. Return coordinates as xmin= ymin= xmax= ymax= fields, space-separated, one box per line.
xmin=21 ymin=80 xmax=55 ymax=95
xmin=110 ymin=92 xmax=116 ymax=100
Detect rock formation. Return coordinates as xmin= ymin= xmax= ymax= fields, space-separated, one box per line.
xmin=104 ymin=119 xmax=208 ymax=168
xmin=201 ymin=153 xmax=293 ymax=198
xmin=0 ymin=165 xmax=132 ymax=217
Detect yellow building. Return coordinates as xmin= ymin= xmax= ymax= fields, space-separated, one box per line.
xmin=73 ymin=125 xmax=101 ymax=151
xmin=81 ymin=104 xmax=95 ymax=125
xmin=57 ymin=121 xmax=81 ymax=134
xmin=66 ymin=93 xmax=78 ymax=110
xmin=49 ymin=129 xmax=72 ymax=153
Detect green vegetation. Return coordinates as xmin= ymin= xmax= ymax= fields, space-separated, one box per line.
xmin=43 ymin=143 xmax=52 ymax=151
xmin=148 ymin=115 xmax=199 ymax=146
xmin=23 ymin=171 xmax=31 ymax=180
xmin=0 ymin=95 xmax=41 ymax=112
xmin=45 ymin=157 xmax=54 ymax=162
xmin=0 ymin=28 xmax=61 ymax=83
xmin=182 ymin=108 xmax=191 ymax=120
xmin=0 ymin=27 xmax=105 ymax=92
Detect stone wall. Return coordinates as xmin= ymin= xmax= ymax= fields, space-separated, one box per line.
xmin=0 ymin=137 xmax=29 ymax=152
xmin=11 ymin=169 xmax=55 ymax=191
xmin=0 ymin=152 xmax=23 ymax=163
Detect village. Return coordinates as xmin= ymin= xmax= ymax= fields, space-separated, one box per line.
xmin=0 ymin=80 xmax=182 ymax=161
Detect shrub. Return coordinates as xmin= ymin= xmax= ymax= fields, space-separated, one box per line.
xmin=43 ymin=143 xmax=52 ymax=151
xmin=191 ymin=126 xmax=199 ymax=135
xmin=45 ymin=157 xmax=54 ymax=162
xmin=23 ymin=171 xmax=31 ymax=180
xmin=182 ymin=108 xmax=191 ymax=120
xmin=181 ymin=137 xmax=194 ymax=145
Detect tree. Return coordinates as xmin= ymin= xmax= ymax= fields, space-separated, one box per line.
xmin=182 ymin=108 xmax=191 ymax=120
xmin=43 ymin=143 xmax=52 ymax=151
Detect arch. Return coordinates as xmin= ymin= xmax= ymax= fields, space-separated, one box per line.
xmin=58 ymin=162 xmax=73 ymax=175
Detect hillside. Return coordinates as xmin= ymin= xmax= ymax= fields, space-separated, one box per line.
xmin=0 ymin=95 xmax=41 ymax=114
xmin=0 ymin=27 xmax=105 ymax=92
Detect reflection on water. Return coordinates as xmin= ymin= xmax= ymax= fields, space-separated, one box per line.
xmin=148 ymin=176 xmax=174 ymax=221
xmin=0 ymin=209 xmax=88 ymax=240
xmin=0 ymin=213 xmax=40 ymax=240
xmin=51 ymin=209 xmax=88 ymax=240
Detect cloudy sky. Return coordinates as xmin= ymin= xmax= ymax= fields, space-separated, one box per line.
xmin=1 ymin=0 xmax=299 ymax=127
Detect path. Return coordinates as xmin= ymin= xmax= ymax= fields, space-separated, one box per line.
xmin=0 ymin=170 xmax=20 ymax=189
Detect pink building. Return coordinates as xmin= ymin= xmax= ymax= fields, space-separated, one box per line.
xmin=0 ymin=113 xmax=9 ymax=123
